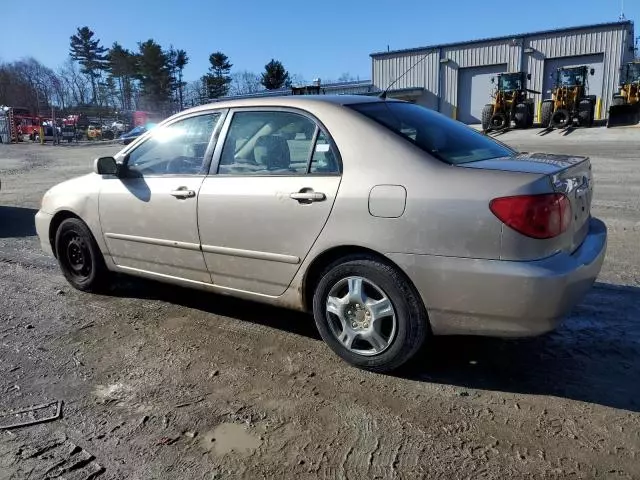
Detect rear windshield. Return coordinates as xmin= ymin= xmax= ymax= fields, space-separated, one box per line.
xmin=348 ymin=101 xmax=515 ymax=165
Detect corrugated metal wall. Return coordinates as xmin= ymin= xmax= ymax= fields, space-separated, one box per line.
xmin=372 ymin=51 xmax=440 ymax=94
xmin=372 ymin=21 xmax=634 ymax=121
xmin=525 ymin=24 xmax=631 ymax=114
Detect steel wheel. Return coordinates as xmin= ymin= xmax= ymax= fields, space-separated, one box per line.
xmin=55 ymin=217 xmax=109 ymax=292
xmin=325 ymin=276 xmax=397 ymax=356
xmin=60 ymin=232 xmax=92 ymax=281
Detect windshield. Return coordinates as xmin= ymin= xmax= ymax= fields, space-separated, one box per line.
xmin=557 ymin=69 xmax=585 ymax=87
xmin=348 ymin=101 xmax=515 ymax=165
xmin=624 ymin=63 xmax=640 ymax=83
xmin=498 ymin=74 xmax=522 ymax=91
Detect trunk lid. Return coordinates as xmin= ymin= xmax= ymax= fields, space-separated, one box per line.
xmin=461 ymin=153 xmax=593 ymax=253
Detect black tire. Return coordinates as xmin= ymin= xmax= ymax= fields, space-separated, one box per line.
xmin=55 ymin=218 xmax=109 ymax=292
xmin=612 ymin=96 xmax=625 ymax=107
xmin=514 ymin=103 xmax=529 ymax=128
xmin=578 ymin=99 xmax=594 ymax=127
xmin=550 ymin=109 xmax=571 ymax=129
xmin=527 ymin=103 xmax=535 ymax=127
xmin=541 ymin=100 xmax=554 ymax=127
xmin=489 ymin=112 xmax=508 ymax=130
xmin=312 ymin=255 xmax=429 ymax=373
xmin=481 ymin=104 xmax=493 ymax=131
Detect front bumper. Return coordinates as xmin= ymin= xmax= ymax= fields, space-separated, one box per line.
xmin=35 ymin=210 xmax=54 ymax=257
xmin=387 ymin=217 xmax=607 ymax=337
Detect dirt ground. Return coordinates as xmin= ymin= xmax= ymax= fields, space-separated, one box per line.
xmin=0 ymin=127 xmax=639 ymax=479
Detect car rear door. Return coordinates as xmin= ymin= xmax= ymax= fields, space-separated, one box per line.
xmin=197 ymin=108 xmax=342 ymax=296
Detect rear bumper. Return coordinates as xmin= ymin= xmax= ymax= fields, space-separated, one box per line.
xmin=35 ymin=210 xmax=54 ymax=256
xmin=387 ymin=217 xmax=607 ymax=337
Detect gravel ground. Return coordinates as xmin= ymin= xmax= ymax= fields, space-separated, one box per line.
xmin=0 ymin=128 xmax=639 ymax=479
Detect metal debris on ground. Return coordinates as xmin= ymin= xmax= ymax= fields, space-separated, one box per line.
xmin=156 ymin=436 xmax=180 ymax=446
xmin=15 ymin=434 xmax=105 ymax=479
xmin=0 ymin=400 xmax=63 ymax=429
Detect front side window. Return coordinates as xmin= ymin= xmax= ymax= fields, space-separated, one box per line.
xmin=127 ymin=113 xmax=220 ymax=175
xmin=218 ymin=111 xmax=321 ymax=175
xmin=349 ymin=101 xmax=515 ymax=165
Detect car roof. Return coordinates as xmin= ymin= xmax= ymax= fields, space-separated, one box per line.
xmin=180 ymin=94 xmax=388 ymax=115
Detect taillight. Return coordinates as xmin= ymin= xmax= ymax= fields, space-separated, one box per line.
xmin=490 ymin=193 xmax=571 ymax=239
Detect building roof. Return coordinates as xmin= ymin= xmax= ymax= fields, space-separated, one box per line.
xmin=370 ymin=20 xmax=634 ymax=58
xmin=183 ymin=94 xmax=387 ymax=115
xmin=216 ymin=80 xmax=376 ymax=102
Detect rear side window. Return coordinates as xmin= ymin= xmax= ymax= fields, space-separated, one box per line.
xmin=349 ymin=102 xmax=515 ymax=165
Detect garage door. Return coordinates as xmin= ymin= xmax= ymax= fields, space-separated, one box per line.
xmin=458 ymin=64 xmax=507 ymax=124
xmin=542 ymin=54 xmax=604 ymax=100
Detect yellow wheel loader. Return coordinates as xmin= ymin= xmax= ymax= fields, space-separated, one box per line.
xmin=481 ymin=72 xmax=539 ymax=131
xmin=607 ymin=61 xmax=640 ymax=127
xmin=541 ymin=66 xmax=595 ymax=129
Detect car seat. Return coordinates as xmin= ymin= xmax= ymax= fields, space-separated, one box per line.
xmin=254 ymin=135 xmax=295 ymax=173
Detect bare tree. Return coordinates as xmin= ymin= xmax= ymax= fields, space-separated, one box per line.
xmin=183 ymin=80 xmax=207 ymax=107
xmin=289 ymin=73 xmax=306 ymax=87
xmin=58 ymin=58 xmax=91 ymax=106
xmin=0 ymin=58 xmax=61 ymax=114
xmin=230 ymin=70 xmax=263 ymax=96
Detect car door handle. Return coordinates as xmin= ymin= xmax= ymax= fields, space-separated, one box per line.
xmin=290 ymin=191 xmax=326 ymax=203
xmin=170 ymin=187 xmax=196 ymax=199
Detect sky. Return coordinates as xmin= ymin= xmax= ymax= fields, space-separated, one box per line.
xmin=0 ymin=0 xmax=636 ymax=83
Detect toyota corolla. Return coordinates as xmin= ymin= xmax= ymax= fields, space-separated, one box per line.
xmin=35 ymin=96 xmax=607 ymax=372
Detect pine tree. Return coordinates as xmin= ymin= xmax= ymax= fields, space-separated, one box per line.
xmin=204 ymin=52 xmax=232 ymax=99
xmin=69 ymin=26 xmax=108 ymax=104
xmin=261 ymin=59 xmax=290 ymax=90
xmin=107 ymin=42 xmax=137 ymax=110
xmin=136 ymin=40 xmax=172 ymax=113
xmin=175 ymin=49 xmax=189 ymax=110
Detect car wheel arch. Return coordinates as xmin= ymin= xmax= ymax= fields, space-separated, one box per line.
xmin=48 ymin=210 xmax=84 ymax=258
xmin=302 ymin=245 xmax=424 ymax=314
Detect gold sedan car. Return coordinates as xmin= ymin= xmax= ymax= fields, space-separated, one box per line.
xmin=36 ymin=96 xmax=606 ymax=372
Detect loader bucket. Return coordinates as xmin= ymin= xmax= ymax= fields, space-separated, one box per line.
xmin=607 ymin=104 xmax=640 ymax=127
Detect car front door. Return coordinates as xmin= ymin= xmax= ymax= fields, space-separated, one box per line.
xmin=99 ymin=111 xmax=224 ymax=283
xmin=197 ymin=109 xmax=342 ymax=296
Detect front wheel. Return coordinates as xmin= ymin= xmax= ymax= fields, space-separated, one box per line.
xmin=312 ymin=256 xmax=428 ymax=372
xmin=541 ymin=100 xmax=554 ymax=127
xmin=55 ymin=218 xmax=109 ymax=292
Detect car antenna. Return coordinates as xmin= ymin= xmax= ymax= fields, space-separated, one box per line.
xmin=379 ymin=50 xmax=434 ymax=100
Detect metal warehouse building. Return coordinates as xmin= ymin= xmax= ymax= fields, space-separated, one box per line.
xmin=371 ymin=21 xmax=636 ymax=123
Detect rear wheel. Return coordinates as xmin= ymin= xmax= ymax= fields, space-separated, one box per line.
xmin=481 ymin=104 xmax=493 ymax=131
xmin=527 ymin=103 xmax=535 ymax=127
xmin=578 ymin=99 xmax=594 ymax=127
xmin=55 ymin=218 xmax=109 ymax=292
xmin=514 ymin=103 xmax=530 ymax=128
xmin=541 ymin=100 xmax=554 ymax=127
xmin=312 ymin=256 xmax=428 ymax=373
xmin=612 ymin=95 xmax=625 ymax=107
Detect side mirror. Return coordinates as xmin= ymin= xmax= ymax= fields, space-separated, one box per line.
xmin=94 ymin=156 xmax=118 ymax=175
xmin=527 ymin=73 xmax=532 ymax=80
xmin=491 ymin=77 xmax=495 ymax=84
xmin=590 ymin=68 xmax=595 ymax=76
